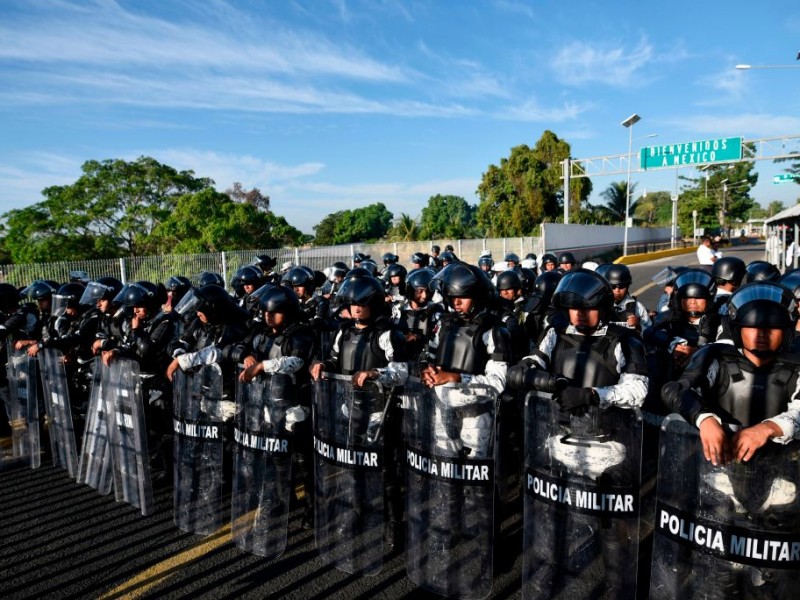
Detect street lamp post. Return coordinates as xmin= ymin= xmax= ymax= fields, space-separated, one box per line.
xmin=720 ymin=179 xmax=729 ymax=238
xmin=621 ymin=113 xmax=641 ymax=256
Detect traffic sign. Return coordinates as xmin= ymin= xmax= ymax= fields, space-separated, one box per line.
xmin=640 ymin=137 xmax=742 ymax=170
xmin=773 ymin=173 xmax=798 ymax=184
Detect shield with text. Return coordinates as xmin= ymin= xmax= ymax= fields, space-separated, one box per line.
xmin=313 ymin=372 xmax=386 ymax=575
xmin=522 ymin=392 xmax=642 ymax=600
xmin=650 ymin=414 xmax=800 ymax=598
xmin=39 ymin=348 xmax=78 ymax=477
xmin=404 ymin=377 xmax=497 ymax=600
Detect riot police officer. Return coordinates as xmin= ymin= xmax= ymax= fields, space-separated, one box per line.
xmin=310 ymin=274 xmax=408 ymax=551
xmin=601 ymin=264 xmax=651 ymax=332
xmin=239 ymin=285 xmax=317 ymax=529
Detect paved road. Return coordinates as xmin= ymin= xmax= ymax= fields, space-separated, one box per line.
xmin=0 ymin=243 xmax=769 ymax=600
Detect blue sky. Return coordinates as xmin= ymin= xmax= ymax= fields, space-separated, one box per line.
xmin=1 ymin=0 xmax=799 ymax=235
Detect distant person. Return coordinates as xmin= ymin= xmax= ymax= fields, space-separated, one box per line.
xmin=765 ymin=232 xmax=782 ymax=268
xmin=696 ymin=236 xmax=717 ymax=265
xmin=786 ymin=239 xmax=800 ymax=270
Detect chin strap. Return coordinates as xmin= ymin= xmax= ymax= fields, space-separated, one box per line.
xmin=746 ymin=348 xmax=778 ymax=360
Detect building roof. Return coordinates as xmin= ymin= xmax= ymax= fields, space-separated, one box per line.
xmin=764 ymin=203 xmax=800 ymax=225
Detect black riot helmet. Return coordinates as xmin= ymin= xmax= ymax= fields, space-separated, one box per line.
xmin=113 ymin=281 xmax=163 ymax=314
xmin=337 ymin=274 xmax=386 ymax=315
xmin=251 ymin=254 xmax=277 ymax=273
xmin=166 ymin=275 xmax=193 ymax=307
xmin=353 ymin=252 xmax=368 ymax=265
xmin=194 ymin=270 xmax=225 ymax=288
xmin=231 ymin=265 xmax=264 ymax=297
xmin=519 ymin=268 xmax=536 ymax=295
xmin=345 ymin=266 xmax=377 ymax=280
xmin=672 ymin=269 xmax=716 ymax=317
xmin=541 ymin=253 xmax=558 ymax=270
xmin=594 ymin=263 xmax=612 ymax=280
xmin=358 ymin=259 xmax=379 ymax=276
xmin=79 ymin=276 xmax=123 ymax=307
xmin=382 ymin=252 xmax=399 ymax=266
xmin=21 ymin=279 xmax=58 ymax=303
xmin=674 ymin=269 xmax=716 ymax=300
xmin=478 ymin=254 xmax=494 ymax=270
xmin=504 ymin=252 xmax=520 ymax=266
xmin=249 ymin=284 xmax=300 ymax=320
xmin=744 ymin=260 xmax=781 ymax=284
xmin=405 ymin=268 xmax=435 ymax=301
xmin=175 ymin=284 xmax=245 ymax=325
xmin=727 ymin=282 xmax=797 ymax=354
xmin=495 ymin=269 xmax=522 ymax=291
xmin=330 ymin=261 xmax=349 ymax=278
xmin=533 ymin=271 xmax=562 ymax=302
xmin=712 ymin=256 xmax=747 ymax=288
xmin=779 ymin=269 xmax=800 ymax=305
xmin=0 ymin=283 xmax=20 ymax=313
xmin=603 ymin=264 xmax=633 ymax=288
xmin=558 ymin=252 xmax=577 ymax=268
xmin=410 ymin=252 xmax=430 ymax=268
xmin=384 ymin=263 xmax=407 ymax=282
xmin=552 ymin=269 xmax=613 ymax=316
xmin=430 ymin=263 xmax=494 ymax=314
xmin=52 ymin=283 xmax=86 ymax=317
xmin=282 ymin=266 xmax=315 ymax=288
xmin=440 ymin=251 xmax=457 ymax=265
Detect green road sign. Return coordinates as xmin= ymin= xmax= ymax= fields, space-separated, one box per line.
xmin=773 ymin=173 xmax=799 ymax=184
xmin=640 ymin=137 xmax=742 ymax=170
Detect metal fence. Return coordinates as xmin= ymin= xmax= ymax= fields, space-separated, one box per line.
xmin=0 ymin=237 xmax=544 ymax=290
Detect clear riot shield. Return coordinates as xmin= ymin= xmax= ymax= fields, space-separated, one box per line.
xmin=77 ymin=359 xmax=113 ymax=494
xmin=2 ymin=345 xmax=40 ymax=470
xmin=107 ymin=359 xmax=154 ymax=516
xmin=39 ymin=348 xmax=78 ymax=477
xmin=404 ymin=378 xmax=497 ymax=600
xmin=522 ymin=392 xmax=642 ymax=600
xmin=650 ymin=415 xmax=800 ymax=599
xmin=173 ymin=364 xmax=224 ymax=535
xmin=313 ymin=372 xmax=386 ymax=575
xmin=232 ymin=370 xmax=293 ymax=558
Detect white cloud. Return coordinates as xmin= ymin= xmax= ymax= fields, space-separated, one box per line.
xmin=551 ymin=38 xmax=655 ymax=87
xmin=498 ymin=98 xmax=590 ymax=122
xmin=664 ymin=113 xmax=800 ymax=138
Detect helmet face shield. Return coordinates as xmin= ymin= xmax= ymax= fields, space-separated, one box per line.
xmin=80 ymin=281 xmax=110 ymax=306
xmin=51 ymin=294 xmax=70 ymax=317
xmin=173 ymin=288 xmax=202 ymax=317
xmin=651 ymin=267 xmax=676 ymax=288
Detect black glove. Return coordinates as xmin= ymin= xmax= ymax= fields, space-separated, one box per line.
xmin=556 ymin=387 xmax=599 ymax=415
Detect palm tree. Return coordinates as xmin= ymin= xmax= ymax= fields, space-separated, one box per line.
xmin=391 ymin=213 xmax=418 ymax=241
xmin=601 ymin=181 xmax=638 ymax=222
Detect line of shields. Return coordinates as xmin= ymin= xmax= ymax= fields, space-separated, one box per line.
xmin=521 ymin=392 xmax=800 ymax=599
xmin=1 ymin=346 xmax=154 ymax=516
xmin=173 ymin=364 xmax=296 ymax=561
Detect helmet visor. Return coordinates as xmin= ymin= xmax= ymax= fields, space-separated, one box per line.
xmin=80 ymin=281 xmax=110 ymax=306
xmin=173 ymin=288 xmax=202 ymax=317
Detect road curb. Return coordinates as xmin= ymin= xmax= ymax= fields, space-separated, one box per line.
xmin=614 ymin=246 xmax=696 ymax=265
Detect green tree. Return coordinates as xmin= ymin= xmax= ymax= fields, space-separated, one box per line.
xmin=312 ymin=211 xmax=343 ymax=246
xmin=418 ymin=195 xmax=476 ymax=239
xmin=148 ymin=188 xmax=302 ymax=253
xmin=633 ymin=190 xmax=673 ymax=226
xmin=0 ymin=156 xmax=213 ymax=262
xmin=476 ymin=130 xmax=591 ymax=235
xmin=332 ymin=203 xmax=393 ymax=244
xmin=388 ymin=213 xmax=419 ymax=241
xmin=600 ymin=181 xmax=638 ymax=222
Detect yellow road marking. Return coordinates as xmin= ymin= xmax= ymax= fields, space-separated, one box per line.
xmin=99 ymin=522 xmax=233 ymax=599
xmin=631 ymin=281 xmax=656 ymax=297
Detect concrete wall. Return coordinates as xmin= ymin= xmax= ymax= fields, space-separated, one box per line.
xmin=541 ymin=223 xmax=676 ymax=261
